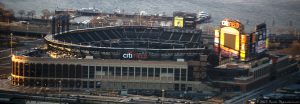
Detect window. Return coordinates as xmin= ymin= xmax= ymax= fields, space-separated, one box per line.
xmin=49 ymin=64 xmax=55 ymax=78
xmin=89 ymin=81 xmax=94 ymax=88
xmin=36 ymin=63 xmax=42 ymax=77
xmin=89 ymin=66 xmax=95 ymax=78
xmin=62 ymin=64 xmax=69 ymax=78
xmin=42 ymin=64 xmax=48 ymax=77
xmin=82 ymin=81 xmax=88 ymax=88
xmin=56 ymin=64 xmax=62 ymax=78
xmin=69 ymin=64 xmax=75 ymax=78
xmin=188 ymin=67 xmax=194 ymax=81
xmin=129 ymin=67 xmax=134 ymax=76
xmin=122 ymin=67 xmax=128 ymax=76
xmin=82 ymin=66 xmax=88 ymax=78
xmin=109 ymin=67 xmax=115 ymax=76
xmin=148 ymin=68 xmax=154 ymax=77
xmin=75 ymin=65 xmax=82 ymax=78
xmin=103 ymin=66 xmax=108 ymax=76
xmin=181 ymin=84 xmax=186 ymax=91
xmin=142 ymin=67 xmax=147 ymax=76
xmin=175 ymin=69 xmax=180 ymax=81
xmin=174 ymin=84 xmax=179 ymax=91
xmin=19 ymin=63 xmax=24 ymax=76
xmin=25 ymin=63 xmax=30 ymax=77
xmin=96 ymin=66 xmax=101 ymax=72
xmin=135 ymin=67 xmax=141 ymax=76
xmin=12 ymin=62 xmax=15 ymax=75
xmin=155 ymin=68 xmax=160 ymax=77
xmin=181 ymin=69 xmax=186 ymax=81
xmin=168 ymin=68 xmax=173 ymax=74
xmin=162 ymin=68 xmax=167 ymax=73
xmin=116 ymin=67 xmax=121 ymax=76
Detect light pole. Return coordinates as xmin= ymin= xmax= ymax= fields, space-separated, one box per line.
xmin=26 ymin=22 xmax=29 ymax=37
xmin=162 ymin=89 xmax=165 ymax=104
xmin=10 ymin=33 xmax=13 ymax=56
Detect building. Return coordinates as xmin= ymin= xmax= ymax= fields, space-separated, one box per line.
xmin=173 ymin=11 xmax=197 ymax=29
xmin=11 ymin=26 xmax=213 ymax=92
xmin=209 ymin=19 xmax=299 ymax=92
xmin=214 ymin=19 xmax=268 ymax=61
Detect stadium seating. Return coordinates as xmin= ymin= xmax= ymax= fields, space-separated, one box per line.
xmin=54 ymin=26 xmax=202 ymax=49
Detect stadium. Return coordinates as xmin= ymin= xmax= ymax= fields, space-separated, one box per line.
xmin=46 ymin=26 xmax=204 ymax=60
xmin=11 ymin=25 xmax=213 ymax=92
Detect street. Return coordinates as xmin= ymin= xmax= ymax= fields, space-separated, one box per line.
xmin=225 ymin=71 xmax=300 ymax=104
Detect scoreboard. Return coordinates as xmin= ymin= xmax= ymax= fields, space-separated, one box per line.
xmin=214 ymin=19 xmax=267 ymax=61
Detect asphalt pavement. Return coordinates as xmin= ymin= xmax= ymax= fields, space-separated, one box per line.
xmin=225 ymin=71 xmax=300 ymax=104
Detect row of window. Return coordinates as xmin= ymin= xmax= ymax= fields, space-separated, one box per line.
xmin=11 ymin=78 xmax=191 ymax=91
xmin=12 ymin=62 xmax=188 ymax=81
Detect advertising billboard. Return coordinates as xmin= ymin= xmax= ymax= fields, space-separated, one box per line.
xmin=220 ymin=27 xmax=240 ymax=51
xmin=173 ymin=16 xmax=184 ymax=28
xmin=256 ymin=40 xmax=266 ymax=53
xmin=255 ymin=23 xmax=267 ymax=54
xmin=224 ymin=33 xmax=237 ymax=50
xmin=215 ymin=19 xmax=267 ymax=61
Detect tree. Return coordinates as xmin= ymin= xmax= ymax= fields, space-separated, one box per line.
xmin=0 ymin=2 xmax=5 ymax=9
xmin=18 ymin=10 xmax=25 ymax=19
xmin=27 ymin=10 xmax=36 ymax=19
xmin=41 ymin=9 xmax=50 ymax=19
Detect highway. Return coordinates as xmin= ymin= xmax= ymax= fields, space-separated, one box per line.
xmin=225 ymin=71 xmax=300 ymax=104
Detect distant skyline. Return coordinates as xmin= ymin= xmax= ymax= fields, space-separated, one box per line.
xmin=1 ymin=0 xmax=300 ymax=33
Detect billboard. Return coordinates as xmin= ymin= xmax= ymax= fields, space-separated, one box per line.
xmin=224 ymin=33 xmax=237 ymax=50
xmin=215 ymin=19 xmax=267 ymax=61
xmin=256 ymin=40 xmax=266 ymax=53
xmin=220 ymin=27 xmax=240 ymax=51
xmin=255 ymin=23 xmax=267 ymax=54
xmin=173 ymin=16 xmax=184 ymax=28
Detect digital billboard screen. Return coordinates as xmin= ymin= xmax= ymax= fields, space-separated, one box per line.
xmin=173 ymin=16 xmax=184 ymax=28
xmin=224 ymin=33 xmax=237 ymax=50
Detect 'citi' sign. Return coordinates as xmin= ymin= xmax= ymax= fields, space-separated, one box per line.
xmin=122 ymin=51 xmax=148 ymax=60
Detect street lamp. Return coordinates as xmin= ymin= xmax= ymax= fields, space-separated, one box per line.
xmin=162 ymin=89 xmax=165 ymax=104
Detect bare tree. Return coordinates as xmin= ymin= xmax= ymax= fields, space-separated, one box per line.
xmin=0 ymin=2 xmax=4 ymax=9
xmin=27 ymin=10 xmax=36 ymax=19
xmin=3 ymin=10 xmax=13 ymax=22
xmin=41 ymin=9 xmax=50 ymax=19
xmin=18 ymin=10 xmax=25 ymax=19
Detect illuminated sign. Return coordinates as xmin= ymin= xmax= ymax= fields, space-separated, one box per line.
xmin=214 ymin=30 xmax=220 ymax=44
xmin=215 ymin=19 xmax=267 ymax=61
xmin=14 ymin=56 xmax=24 ymax=60
xmin=220 ymin=27 xmax=240 ymax=51
xmin=173 ymin=16 xmax=184 ymax=28
xmin=221 ymin=19 xmax=241 ymax=29
xmin=255 ymin=23 xmax=267 ymax=54
xmin=122 ymin=53 xmax=133 ymax=59
xmin=256 ymin=40 xmax=266 ymax=53
xmin=121 ymin=51 xmax=148 ymax=60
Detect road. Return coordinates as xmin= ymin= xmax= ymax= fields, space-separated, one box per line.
xmin=225 ymin=71 xmax=300 ymax=104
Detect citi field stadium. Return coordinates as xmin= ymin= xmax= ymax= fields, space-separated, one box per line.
xmin=11 ymin=26 xmax=211 ymax=91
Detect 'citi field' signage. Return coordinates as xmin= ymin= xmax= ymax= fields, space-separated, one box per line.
xmin=121 ymin=51 xmax=148 ymax=60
